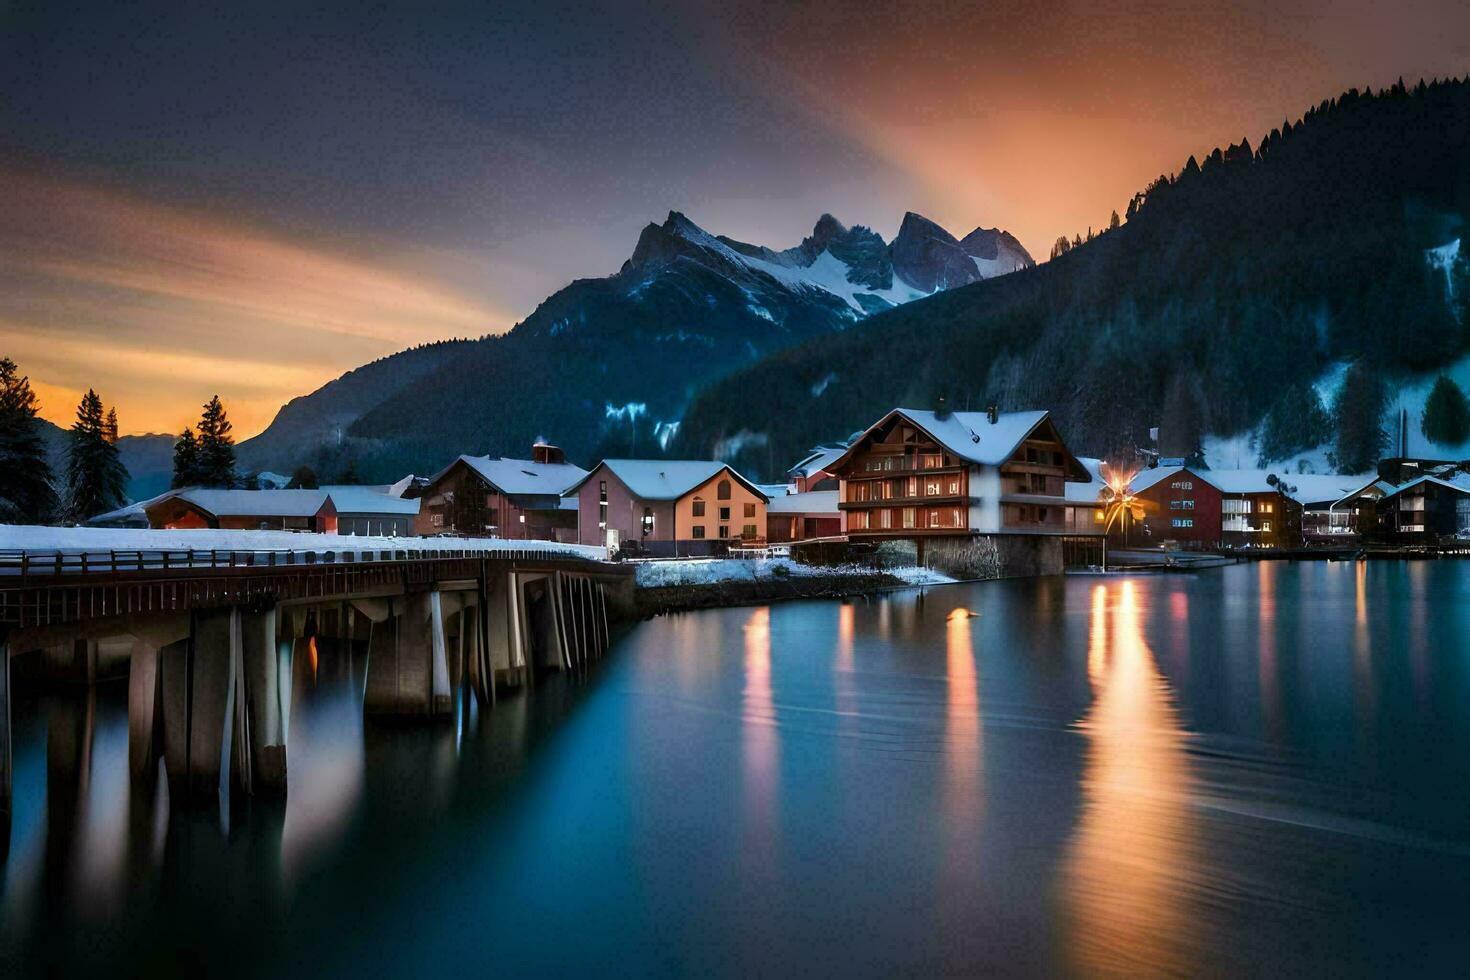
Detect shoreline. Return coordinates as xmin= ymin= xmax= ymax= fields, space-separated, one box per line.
xmin=634 ymin=568 xmax=966 ymax=618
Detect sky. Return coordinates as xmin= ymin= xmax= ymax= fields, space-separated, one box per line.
xmin=3 ymin=0 xmax=1469 ymax=438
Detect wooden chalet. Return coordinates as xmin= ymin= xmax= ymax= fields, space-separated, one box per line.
xmin=824 ymin=407 xmax=1092 ymax=540
xmin=415 ymin=443 xmax=587 ymax=541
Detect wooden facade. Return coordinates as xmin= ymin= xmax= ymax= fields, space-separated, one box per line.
xmin=828 ymin=409 xmax=1091 ymax=541
xmin=415 ymin=460 xmax=578 ymax=541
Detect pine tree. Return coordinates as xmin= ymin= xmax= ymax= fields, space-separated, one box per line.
xmin=104 ymin=407 xmax=119 ymax=444
xmin=1257 ymin=381 xmax=1331 ymax=463
xmin=1333 ymin=362 xmax=1388 ymax=472
xmin=195 ymin=395 xmax=237 ymax=488
xmin=172 ymin=426 xmax=202 ymax=488
xmin=0 ymin=356 xmax=58 ymax=522
xmin=287 ymin=465 xmax=319 ymax=489
xmin=1108 ymin=209 xmax=1121 ymax=230
xmin=1421 ymin=374 xmax=1470 ymax=446
xmin=65 ymin=389 xmax=128 ymax=520
xmin=1159 ymin=370 xmax=1208 ymax=464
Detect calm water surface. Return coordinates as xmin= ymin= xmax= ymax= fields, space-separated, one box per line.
xmin=4 ymin=562 xmax=1470 ymax=976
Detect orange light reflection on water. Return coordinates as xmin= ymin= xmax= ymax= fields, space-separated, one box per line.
xmin=1065 ymin=580 xmax=1199 ymax=975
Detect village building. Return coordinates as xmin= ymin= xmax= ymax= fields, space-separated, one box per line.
xmin=1294 ymin=475 xmax=1387 ymax=544
xmin=567 ymin=459 xmax=768 ymax=557
xmin=319 ymin=486 xmax=421 ymax=536
xmin=1375 ymin=469 xmax=1470 ymax=544
xmin=826 ymin=407 xmax=1092 ymax=539
xmin=767 ymin=490 xmax=842 ymax=543
xmin=143 ymin=489 xmax=340 ymax=532
xmin=1128 ymin=466 xmax=1303 ymax=548
xmin=415 ymin=443 xmax=587 ymax=541
xmin=1063 ymin=457 xmax=1108 ymax=533
xmin=786 ymin=444 xmax=847 ymax=493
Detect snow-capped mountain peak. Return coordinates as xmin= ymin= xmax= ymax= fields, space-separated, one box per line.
xmin=621 ymin=210 xmax=1032 ymax=316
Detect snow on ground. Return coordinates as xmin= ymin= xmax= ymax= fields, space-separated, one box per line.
xmin=0 ymin=525 xmax=604 ymax=560
xmin=633 ymin=557 xmax=955 ymax=588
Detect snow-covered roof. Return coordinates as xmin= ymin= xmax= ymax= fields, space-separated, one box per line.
xmin=165 ymin=489 xmax=332 ymax=518
xmin=322 ymin=487 xmax=421 ymax=516
xmin=1281 ymin=474 xmax=1375 ymax=506
xmin=787 ymin=444 xmax=847 ymax=478
xmin=756 ymin=483 xmax=793 ymax=498
xmin=1128 ymin=465 xmax=1187 ymax=494
xmin=571 ymin=459 xmax=768 ymax=501
xmin=767 ymin=490 xmax=840 ymax=514
xmin=87 ymin=488 xmax=182 ymax=527
xmin=1130 ymin=466 xmax=1370 ymax=501
xmin=432 ymin=455 xmax=589 ymax=498
xmin=1380 ymin=470 xmax=1470 ymax=500
xmin=1065 ymin=457 xmax=1108 ymax=503
xmin=829 ymin=407 xmax=1088 ymax=479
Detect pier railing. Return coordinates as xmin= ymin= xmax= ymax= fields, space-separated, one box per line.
xmin=0 ymin=544 xmax=601 ymax=581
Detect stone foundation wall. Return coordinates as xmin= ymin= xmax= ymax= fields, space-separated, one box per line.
xmin=921 ymin=534 xmax=1064 ymax=581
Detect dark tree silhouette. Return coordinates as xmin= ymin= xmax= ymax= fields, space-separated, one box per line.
xmin=1257 ymin=381 xmax=1332 ymax=463
xmin=195 ymin=395 xmax=237 ymax=488
xmin=1421 ymin=374 xmax=1470 ymax=446
xmin=172 ymin=426 xmax=203 ymax=488
xmin=0 ymin=356 xmax=57 ymax=522
xmin=1333 ymin=362 xmax=1389 ymax=472
xmin=65 ymin=389 xmax=128 ymax=519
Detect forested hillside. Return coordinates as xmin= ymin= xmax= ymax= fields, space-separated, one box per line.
xmin=239 ymin=211 xmax=1025 ymax=480
xmin=674 ymin=79 xmax=1470 ymax=479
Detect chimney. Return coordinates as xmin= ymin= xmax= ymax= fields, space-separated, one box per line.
xmin=532 ymin=442 xmax=565 ymax=465
xmin=935 ymin=396 xmax=950 ymax=421
xmin=986 ymin=404 xmax=999 ymax=425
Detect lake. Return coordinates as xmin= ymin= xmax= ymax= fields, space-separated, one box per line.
xmin=3 ymin=561 xmax=1469 ymax=976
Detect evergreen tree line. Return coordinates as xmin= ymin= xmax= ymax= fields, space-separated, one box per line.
xmin=673 ymin=78 xmax=1470 ymax=480
xmin=0 ymin=356 xmax=134 ymax=522
xmin=172 ymin=395 xmax=238 ymax=489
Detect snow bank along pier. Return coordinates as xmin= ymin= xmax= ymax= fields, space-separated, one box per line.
xmin=0 ymin=538 xmax=635 ymax=845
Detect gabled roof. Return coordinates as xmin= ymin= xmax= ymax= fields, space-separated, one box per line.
xmin=1379 ymin=470 xmax=1470 ymax=500
xmin=787 ymin=444 xmax=848 ymax=479
xmin=87 ymin=487 xmax=182 ymax=527
xmin=567 ymin=459 xmax=769 ymax=501
xmin=1281 ymin=474 xmax=1376 ymax=506
xmin=431 ymin=455 xmax=589 ymax=497
xmin=828 ymin=407 xmax=1091 ymax=479
xmin=1130 ymin=466 xmax=1371 ymax=502
xmin=321 ymin=486 xmax=421 ymax=516
xmin=1128 ymin=465 xmax=1188 ymax=494
xmin=767 ymin=489 xmax=840 ymax=514
xmin=164 ymin=489 xmax=332 ymax=518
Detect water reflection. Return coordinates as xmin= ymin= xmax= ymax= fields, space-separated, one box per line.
xmin=4 ymin=566 xmax=1470 ymax=975
xmin=740 ymin=607 xmax=779 ymax=875
xmin=943 ymin=607 xmax=982 ymax=839
xmin=1065 ymin=580 xmax=1200 ymax=975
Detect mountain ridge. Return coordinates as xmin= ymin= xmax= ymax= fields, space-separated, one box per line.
xmin=238 ymin=210 xmax=1033 ymax=479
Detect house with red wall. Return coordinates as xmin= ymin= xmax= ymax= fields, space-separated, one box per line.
xmin=1128 ymin=466 xmax=1302 ymax=548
